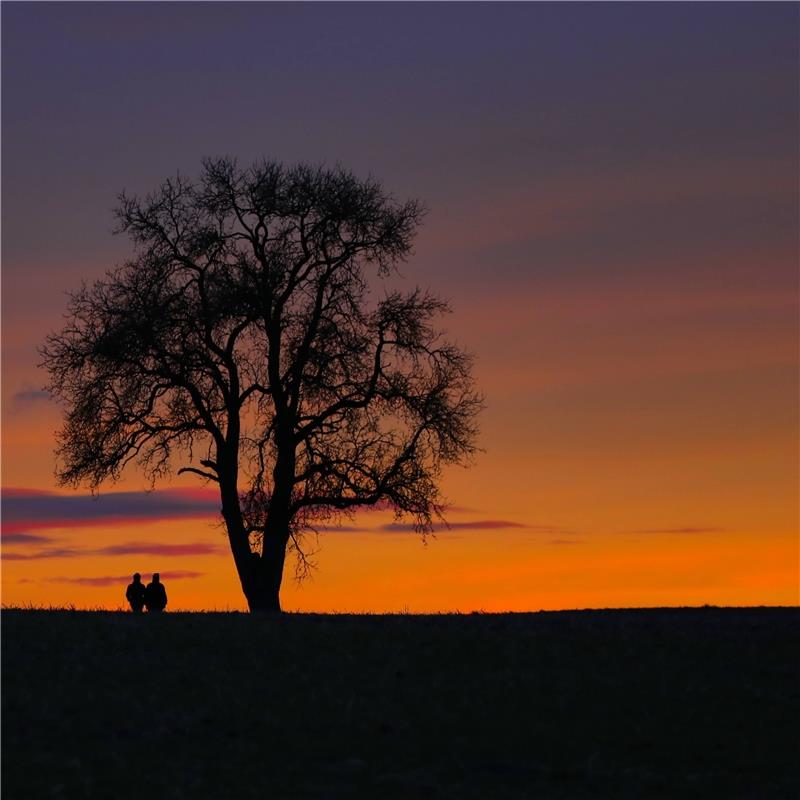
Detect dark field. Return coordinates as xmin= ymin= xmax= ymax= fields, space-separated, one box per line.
xmin=3 ymin=607 xmax=798 ymax=799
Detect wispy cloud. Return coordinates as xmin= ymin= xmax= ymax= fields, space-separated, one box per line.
xmin=631 ymin=527 xmax=726 ymax=535
xmin=99 ymin=542 xmax=223 ymax=557
xmin=11 ymin=388 xmax=52 ymax=411
xmin=380 ymin=519 xmax=530 ymax=533
xmin=547 ymin=538 xmax=584 ymax=545
xmin=1 ymin=487 xmax=220 ymax=534
xmin=46 ymin=570 xmax=204 ymax=587
xmin=313 ymin=524 xmax=367 ymax=533
xmin=2 ymin=541 xmax=223 ymax=561
xmin=1 ymin=532 xmax=55 ymax=545
xmin=0 ymin=486 xmax=496 ymax=541
xmin=332 ymin=500 xmax=476 ymax=515
xmin=3 ymin=548 xmax=81 ymax=561
xmin=315 ymin=519 xmax=570 ymax=535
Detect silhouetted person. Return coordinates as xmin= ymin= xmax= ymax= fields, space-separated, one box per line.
xmin=125 ymin=572 xmax=146 ymax=613
xmin=144 ymin=573 xmax=168 ymax=613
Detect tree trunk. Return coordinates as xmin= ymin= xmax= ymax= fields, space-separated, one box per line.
xmin=219 ymin=470 xmax=290 ymax=613
xmin=246 ymin=533 xmax=287 ymax=613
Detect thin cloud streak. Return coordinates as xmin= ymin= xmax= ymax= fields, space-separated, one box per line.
xmin=380 ymin=520 xmax=532 ymax=533
xmin=2 ymin=541 xmax=224 ymax=561
xmin=11 ymin=388 xmax=52 ymax=411
xmin=293 ymin=519 xmax=541 ymax=535
xmin=46 ymin=570 xmax=204 ymax=587
xmin=3 ymin=548 xmax=81 ymax=561
xmin=313 ymin=525 xmax=366 ymax=533
xmin=1 ymin=532 xmax=55 ymax=545
xmin=1 ymin=487 xmax=473 ymax=536
xmin=1 ymin=487 xmax=221 ymax=534
xmin=100 ymin=542 xmax=223 ymax=557
xmin=631 ymin=527 xmax=727 ymax=535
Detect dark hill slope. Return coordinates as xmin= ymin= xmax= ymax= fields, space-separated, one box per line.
xmin=3 ymin=606 xmax=798 ymax=799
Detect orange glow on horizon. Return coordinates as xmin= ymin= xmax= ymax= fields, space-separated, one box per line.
xmin=3 ymin=260 xmax=798 ymax=611
xmin=2 ymin=494 xmax=797 ymax=611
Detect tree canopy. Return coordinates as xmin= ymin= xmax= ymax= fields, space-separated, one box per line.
xmin=42 ymin=158 xmax=482 ymax=611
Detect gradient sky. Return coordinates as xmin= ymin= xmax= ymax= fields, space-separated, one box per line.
xmin=2 ymin=2 xmax=798 ymax=611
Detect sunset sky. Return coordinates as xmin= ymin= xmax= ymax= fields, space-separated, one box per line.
xmin=2 ymin=3 xmax=798 ymax=611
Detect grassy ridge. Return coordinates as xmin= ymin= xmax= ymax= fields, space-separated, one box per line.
xmin=3 ymin=607 xmax=798 ymax=799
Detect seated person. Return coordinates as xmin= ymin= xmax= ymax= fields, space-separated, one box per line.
xmin=144 ymin=573 xmax=168 ymax=613
xmin=125 ymin=573 xmax=146 ymax=613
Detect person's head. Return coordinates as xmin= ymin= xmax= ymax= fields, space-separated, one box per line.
xmin=133 ymin=573 xmax=141 ymax=583
xmin=152 ymin=573 xmax=160 ymax=583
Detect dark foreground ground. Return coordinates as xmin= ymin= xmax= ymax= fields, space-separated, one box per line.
xmin=3 ymin=607 xmax=798 ymax=799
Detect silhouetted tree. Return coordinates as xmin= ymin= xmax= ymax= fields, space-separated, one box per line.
xmin=42 ymin=158 xmax=481 ymax=612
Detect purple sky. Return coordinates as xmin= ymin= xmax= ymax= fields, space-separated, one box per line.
xmin=2 ymin=3 xmax=798 ymax=611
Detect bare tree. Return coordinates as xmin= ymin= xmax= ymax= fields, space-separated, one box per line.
xmin=42 ymin=158 xmax=482 ymax=611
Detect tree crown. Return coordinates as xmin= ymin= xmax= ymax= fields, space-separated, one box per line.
xmin=42 ymin=158 xmax=482 ymax=563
